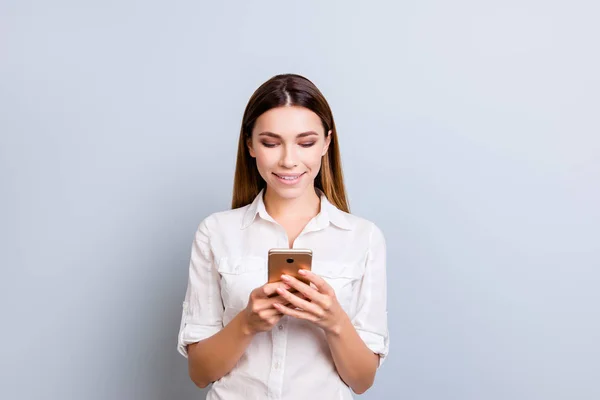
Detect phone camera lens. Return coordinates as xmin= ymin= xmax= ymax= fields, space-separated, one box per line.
xmin=286 ymin=258 xmax=294 ymax=264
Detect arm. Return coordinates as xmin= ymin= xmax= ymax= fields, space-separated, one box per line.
xmin=324 ymin=314 xmax=379 ymax=394
xmin=177 ymin=218 xmax=231 ymax=387
xmin=187 ymin=311 xmax=254 ymax=388
xmin=187 ymin=284 xmax=291 ymax=388
xmin=274 ymin=223 xmax=389 ymax=394
xmin=176 ymin=220 xmax=292 ymax=388
xmin=275 ymin=275 xmax=380 ymax=394
xmin=324 ymin=222 xmax=389 ymax=393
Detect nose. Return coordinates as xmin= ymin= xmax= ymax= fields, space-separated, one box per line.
xmin=279 ymin=144 xmax=298 ymax=169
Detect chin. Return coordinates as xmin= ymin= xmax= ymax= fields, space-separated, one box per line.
xmin=266 ymin=180 xmax=313 ymax=199
xmin=269 ymin=186 xmax=303 ymax=198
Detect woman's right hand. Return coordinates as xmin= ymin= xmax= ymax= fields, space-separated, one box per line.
xmin=240 ymin=282 xmax=293 ymax=335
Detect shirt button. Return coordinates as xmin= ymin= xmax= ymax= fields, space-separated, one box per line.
xmin=274 ymin=362 xmax=280 ymax=369
xmin=278 ymin=325 xmax=283 ymax=330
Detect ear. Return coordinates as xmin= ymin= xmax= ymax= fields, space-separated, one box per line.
xmin=247 ymin=137 xmax=256 ymax=158
xmin=322 ymin=130 xmax=332 ymax=156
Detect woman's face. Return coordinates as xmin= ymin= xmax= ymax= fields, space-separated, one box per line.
xmin=248 ymin=106 xmax=331 ymax=200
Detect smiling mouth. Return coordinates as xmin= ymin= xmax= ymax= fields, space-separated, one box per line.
xmin=272 ymin=172 xmax=306 ymax=182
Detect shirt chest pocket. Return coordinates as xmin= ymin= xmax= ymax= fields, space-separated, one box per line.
xmin=314 ymin=261 xmax=364 ymax=312
xmin=217 ymin=256 xmax=267 ymax=311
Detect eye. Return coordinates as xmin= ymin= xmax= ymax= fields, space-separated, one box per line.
xmin=299 ymin=142 xmax=316 ymax=148
xmin=261 ymin=142 xmax=278 ymax=148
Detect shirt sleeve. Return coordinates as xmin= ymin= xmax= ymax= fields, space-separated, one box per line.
xmin=351 ymin=223 xmax=390 ymax=367
xmin=177 ymin=218 xmax=224 ymax=358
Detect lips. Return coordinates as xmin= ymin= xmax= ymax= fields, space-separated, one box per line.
xmin=273 ymin=172 xmax=306 ymax=185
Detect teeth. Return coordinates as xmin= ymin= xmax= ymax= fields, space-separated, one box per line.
xmin=277 ymin=174 xmax=300 ymax=180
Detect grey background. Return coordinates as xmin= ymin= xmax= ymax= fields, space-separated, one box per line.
xmin=1 ymin=1 xmax=599 ymax=399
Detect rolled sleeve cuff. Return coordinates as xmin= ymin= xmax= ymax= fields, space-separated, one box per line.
xmin=356 ymin=328 xmax=389 ymax=367
xmin=177 ymin=323 xmax=223 ymax=358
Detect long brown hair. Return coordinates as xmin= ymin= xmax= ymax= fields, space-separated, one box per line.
xmin=231 ymin=73 xmax=349 ymax=212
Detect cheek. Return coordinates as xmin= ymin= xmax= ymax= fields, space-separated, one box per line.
xmin=303 ymin=148 xmax=324 ymax=171
xmin=254 ymin=148 xmax=277 ymax=171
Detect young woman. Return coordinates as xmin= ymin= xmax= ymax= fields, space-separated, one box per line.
xmin=177 ymin=74 xmax=389 ymax=399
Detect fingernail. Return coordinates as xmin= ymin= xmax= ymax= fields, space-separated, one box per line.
xmin=298 ymin=269 xmax=307 ymax=275
xmin=281 ymin=274 xmax=289 ymax=281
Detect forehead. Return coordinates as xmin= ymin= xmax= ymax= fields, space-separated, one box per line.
xmin=253 ymin=106 xmax=323 ymax=136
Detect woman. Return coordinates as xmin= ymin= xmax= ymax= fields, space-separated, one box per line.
xmin=177 ymin=74 xmax=389 ymax=399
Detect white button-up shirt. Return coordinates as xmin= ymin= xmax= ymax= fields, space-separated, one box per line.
xmin=177 ymin=189 xmax=389 ymax=399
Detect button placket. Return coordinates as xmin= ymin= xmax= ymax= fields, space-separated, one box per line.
xmin=266 ymin=317 xmax=288 ymax=400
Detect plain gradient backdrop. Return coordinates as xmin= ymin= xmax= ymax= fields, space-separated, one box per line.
xmin=1 ymin=1 xmax=599 ymax=399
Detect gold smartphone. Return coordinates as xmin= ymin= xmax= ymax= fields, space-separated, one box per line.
xmin=268 ymin=248 xmax=313 ymax=285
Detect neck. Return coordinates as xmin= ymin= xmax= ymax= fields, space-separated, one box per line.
xmin=263 ymin=185 xmax=321 ymax=221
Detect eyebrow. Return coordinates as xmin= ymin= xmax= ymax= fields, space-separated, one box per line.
xmin=257 ymin=131 xmax=319 ymax=138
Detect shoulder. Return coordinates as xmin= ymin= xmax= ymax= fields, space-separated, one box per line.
xmin=341 ymin=211 xmax=384 ymax=235
xmin=342 ymin=212 xmax=386 ymax=246
xmin=196 ymin=205 xmax=250 ymax=234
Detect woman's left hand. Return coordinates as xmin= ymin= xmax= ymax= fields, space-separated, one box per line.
xmin=273 ymin=269 xmax=347 ymax=335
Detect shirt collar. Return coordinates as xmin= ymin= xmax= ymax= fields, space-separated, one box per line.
xmin=241 ymin=188 xmax=353 ymax=231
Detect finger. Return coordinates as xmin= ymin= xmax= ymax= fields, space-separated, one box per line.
xmin=281 ymin=274 xmax=324 ymax=302
xmin=256 ymin=282 xmax=291 ymax=298
xmin=259 ymin=308 xmax=284 ymax=319
xmin=266 ymin=295 xmax=294 ymax=308
xmin=273 ymin=302 xmax=317 ymax=322
xmin=272 ymin=290 xmax=310 ymax=303
xmin=294 ymin=291 xmax=310 ymax=301
xmin=298 ymin=269 xmax=333 ymax=295
xmin=253 ymin=296 xmax=293 ymax=313
xmin=276 ymin=286 xmax=324 ymax=316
